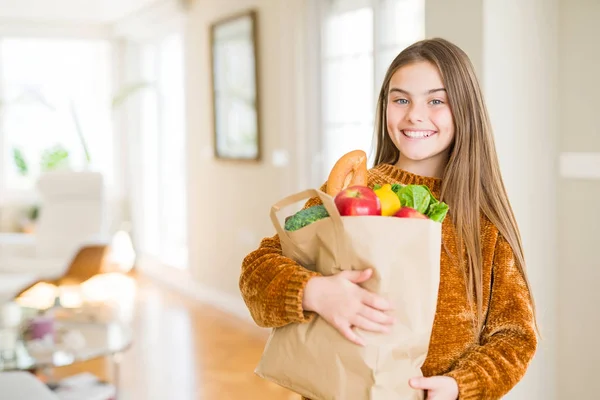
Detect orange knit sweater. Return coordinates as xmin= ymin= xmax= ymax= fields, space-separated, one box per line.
xmin=240 ymin=164 xmax=537 ymax=400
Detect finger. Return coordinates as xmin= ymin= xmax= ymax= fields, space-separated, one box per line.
xmin=341 ymin=268 xmax=372 ymax=284
xmin=409 ymin=377 xmax=434 ymax=390
xmin=359 ymin=305 xmax=395 ymax=325
xmin=361 ymin=291 xmax=393 ymax=311
xmin=338 ymin=324 xmax=365 ymax=346
xmin=350 ymin=315 xmax=392 ymax=333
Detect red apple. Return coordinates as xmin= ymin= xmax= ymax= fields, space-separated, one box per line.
xmin=334 ymin=185 xmax=381 ymax=216
xmin=394 ymin=206 xmax=428 ymax=219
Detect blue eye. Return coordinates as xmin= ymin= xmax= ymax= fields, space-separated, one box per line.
xmin=395 ymin=99 xmax=409 ymax=105
xmin=430 ymin=99 xmax=444 ymax=105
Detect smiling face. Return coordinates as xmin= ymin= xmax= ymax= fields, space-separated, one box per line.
xmin=386 ymin=61 xmax=455 ymax=177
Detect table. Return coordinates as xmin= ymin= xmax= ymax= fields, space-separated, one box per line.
xmin=0 ymin=310 xmax=132 ymax=399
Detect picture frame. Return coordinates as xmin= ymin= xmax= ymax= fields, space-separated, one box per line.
xmin=209 ymin=10 xmax=261 ymax=161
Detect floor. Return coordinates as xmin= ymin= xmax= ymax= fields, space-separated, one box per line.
xmin=51 ymin=273 xmax=299 ymax=400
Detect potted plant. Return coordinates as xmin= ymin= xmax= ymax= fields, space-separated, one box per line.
xmin=13 ymin=145 xmax=70 ymax=233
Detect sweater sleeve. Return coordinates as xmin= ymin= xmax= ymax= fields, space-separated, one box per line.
xmin=443 ymin=233 xmax=538 ymax=399
xmin=238 ymin=190 xmax=325 ymax=328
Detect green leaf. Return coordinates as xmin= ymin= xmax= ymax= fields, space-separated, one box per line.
xmin=111 ymin=81 xmax=154 ymax=109
xmin=12 ymin=148 xmax=28 ymax=176
xmin=373 ymin=184 xmax=382 ymax=190
xmin=29 ymin=205 xmax=39 ymax=221
xmin=391 ymin=183 xmax=404 ymax=194
xmin=398 ymin=185 xmax=431 ymax=214
xmin=427 ymin=202 xmax=449 ymax=222
xmin=391 ymin=183 xmax=450 ymax=222
xmin=40 ymin=145 xmax=69 ymax=172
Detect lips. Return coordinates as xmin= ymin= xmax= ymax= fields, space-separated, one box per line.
xmin=402 ymin=130 xmax=437 ymax=139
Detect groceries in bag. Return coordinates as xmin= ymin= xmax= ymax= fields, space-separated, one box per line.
xmin=284 ymin=150 xmax=449 ymax=231
xmin=255 ymin=149 xmax=448 ymax=400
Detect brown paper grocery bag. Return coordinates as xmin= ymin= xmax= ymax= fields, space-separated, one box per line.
xmin=255 ymin=189 xmax=441 ymax=400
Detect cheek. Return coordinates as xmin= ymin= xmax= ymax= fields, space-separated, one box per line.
xmin=431 ymin=108 xmax=454 ymax=134
xmin=386 ymin=105 xmax=405 ymax=128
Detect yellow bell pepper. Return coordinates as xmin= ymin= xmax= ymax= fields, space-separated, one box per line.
xmin=374 ymin=184 xmax=401 ymax=216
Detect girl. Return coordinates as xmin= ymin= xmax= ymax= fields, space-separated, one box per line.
xmin=240 ymin=38 xmax=537 ymax=400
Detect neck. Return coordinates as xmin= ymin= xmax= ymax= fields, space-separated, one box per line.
xmin=394 ymin=154 xmax=448 ymax=178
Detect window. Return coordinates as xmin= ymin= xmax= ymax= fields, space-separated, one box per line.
xmin=137 ymin=33 xmax=187 ymax=269
xmin=0 ymin=38 xmax=113 ymax=197
xmin=320 ymin=0 xmax=425 ymax=177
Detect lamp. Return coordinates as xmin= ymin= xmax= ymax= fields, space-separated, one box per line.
xmin=107 ymin=227 xmax=136 ymax=273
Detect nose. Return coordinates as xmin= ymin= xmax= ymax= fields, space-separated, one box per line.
xmin=406 ymin=103 xmax=425 ymax=124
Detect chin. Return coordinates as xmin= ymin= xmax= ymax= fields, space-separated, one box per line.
xmin=397 ymin=151 xmax=439 ymax=162
xmin=395 ymin=143 xmax=442 ymax=162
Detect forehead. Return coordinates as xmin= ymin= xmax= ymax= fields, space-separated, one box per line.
xmin=388 ymin=61 xmax=444 ymax=92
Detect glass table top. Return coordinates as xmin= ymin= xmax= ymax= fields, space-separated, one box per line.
xmin=0 ymin=308 xmax=133 ymax=372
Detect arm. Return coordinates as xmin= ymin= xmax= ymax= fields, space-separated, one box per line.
xmin=0 ymin=233 xmax=36 ymax=261
xmin=239 ymin=194 xmax=324 ymax=328
xmin=443 ymin=234 xmax=538 ymax=399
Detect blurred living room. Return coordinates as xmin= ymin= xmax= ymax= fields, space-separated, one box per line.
xmin=0 ymin=0 xmax=597 ymax=399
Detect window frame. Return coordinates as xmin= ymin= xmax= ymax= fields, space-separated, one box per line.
xmin=0 ymin=35 xmax=117 ymax=205
xmin=316 ymin=0 xmax=426 ymax=180
xmin=133 ymin=30 xmax=189 ymax=270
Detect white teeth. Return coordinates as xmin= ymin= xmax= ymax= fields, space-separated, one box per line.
xmin=403 ymin=130 xmax=434 ymax=138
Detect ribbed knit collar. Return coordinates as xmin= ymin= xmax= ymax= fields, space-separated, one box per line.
xmin=373 ymin=163 xmax=443 ymax=197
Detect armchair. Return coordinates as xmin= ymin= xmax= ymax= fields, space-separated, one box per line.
xmin=0 ymin=171 xmax=109 ymax=301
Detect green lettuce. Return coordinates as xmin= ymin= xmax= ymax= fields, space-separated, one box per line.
xmin=390 ymin=183 xmax=449 ymax=223
xmin=398 ymin=185 xmax=431 ymax=214
xmin=427 ymin=201 xmax=449 ymax=223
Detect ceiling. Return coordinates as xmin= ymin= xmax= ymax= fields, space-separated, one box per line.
xmin=0 ymin=0 xmax=159 ymax=24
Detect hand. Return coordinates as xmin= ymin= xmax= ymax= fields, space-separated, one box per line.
xmin=409 ymin=376 xmax=459 ymax=400
xmin=302 ymin=268 xmax=395 ymax=346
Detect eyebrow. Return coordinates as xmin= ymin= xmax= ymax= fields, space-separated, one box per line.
xmin=389 ymin=88 xmax=447 ymax=95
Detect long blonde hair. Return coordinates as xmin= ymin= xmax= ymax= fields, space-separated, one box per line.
xmin=374 ymin=38 xmax=537 ymax=334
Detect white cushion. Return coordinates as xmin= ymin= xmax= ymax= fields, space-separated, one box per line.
xmin=0 ymin=256 xmax=68 ymax=280
xmin=35 ymin=171 xmax=106 ymax=259
xmin=0 ymin=233 xmax=36 ymax=258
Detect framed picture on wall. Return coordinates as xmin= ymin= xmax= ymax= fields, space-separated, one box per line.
xmin=210 ymin=9 xmax=261 ymax=161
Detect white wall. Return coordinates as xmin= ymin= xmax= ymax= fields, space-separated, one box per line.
xmin=185 ymin=0 xmax=312 ymax=311
xmin=557 ymin=0 xmax=600 ymax=398
xmin=483 ymin=1 xmax=559 ymax=399
xmin=425 ymin=0 xmax=483 ymax=77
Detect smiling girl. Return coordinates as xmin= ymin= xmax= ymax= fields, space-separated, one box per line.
xmin=240 ymin=38 xmax=538 ymax=400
